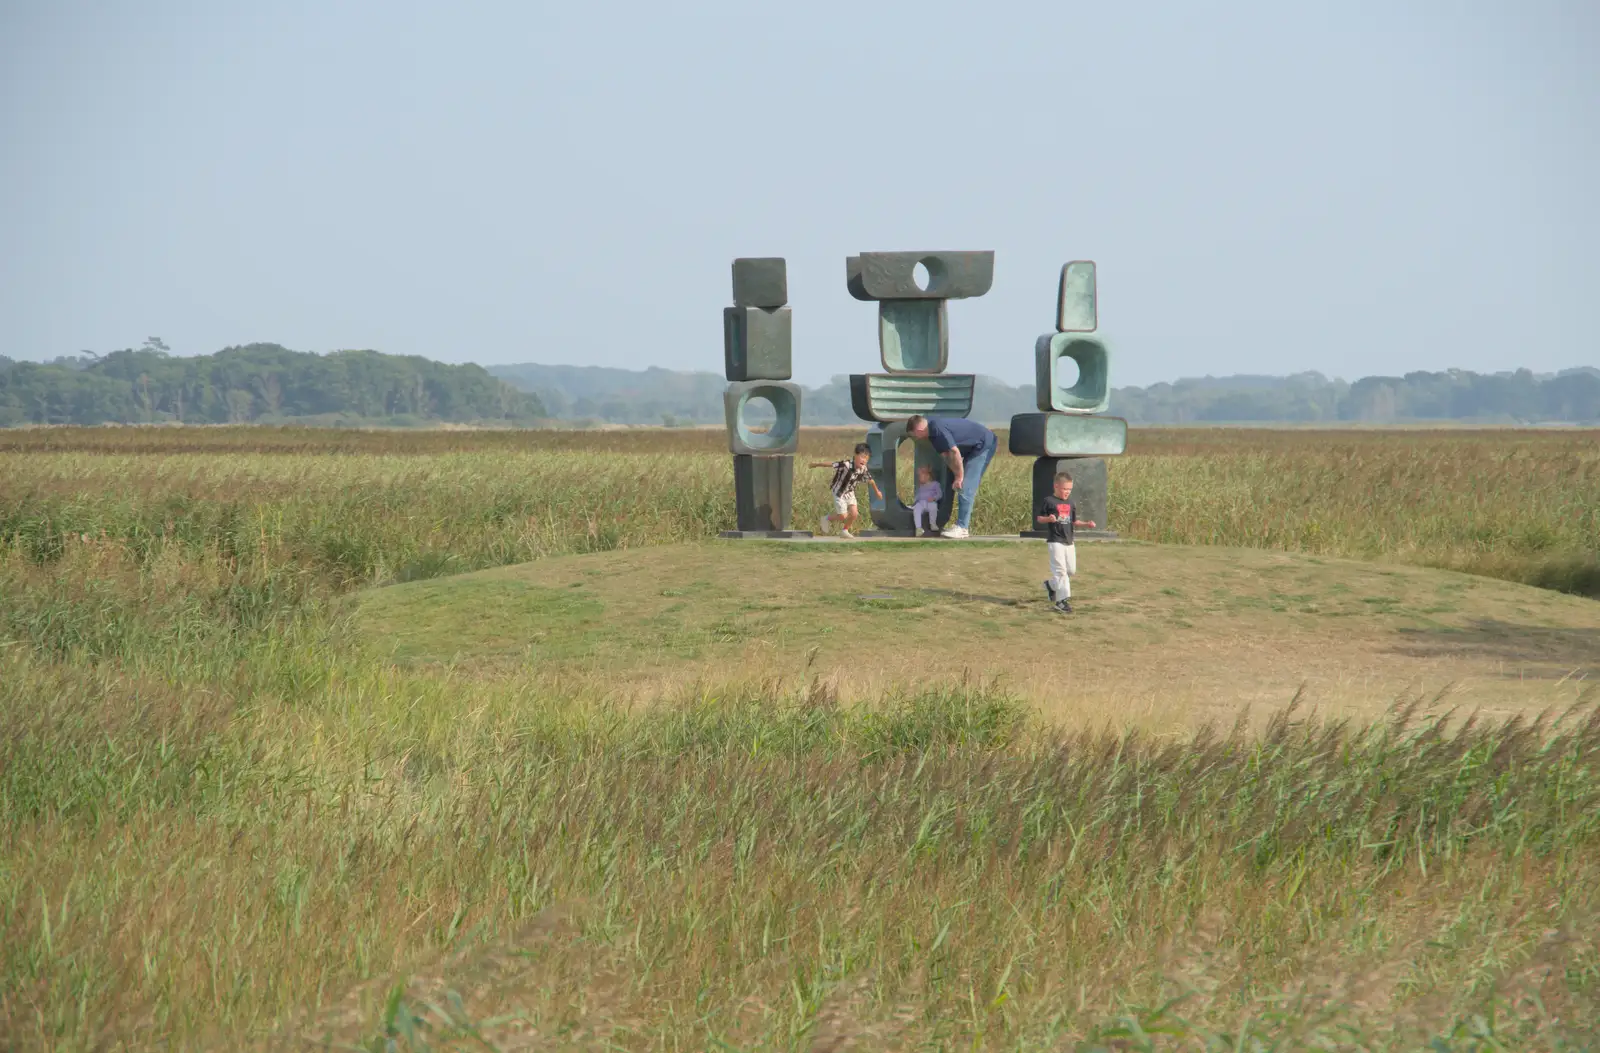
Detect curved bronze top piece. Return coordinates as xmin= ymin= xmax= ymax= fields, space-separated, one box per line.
xmin=845 ymin=251 xmax=995 ymax=301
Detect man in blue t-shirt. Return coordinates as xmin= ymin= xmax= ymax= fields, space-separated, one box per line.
xmin=905 ymin=414 xmax=998 ymax=539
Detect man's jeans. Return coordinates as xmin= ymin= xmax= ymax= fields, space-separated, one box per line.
xmin=954 ymin=435 xmax=997 ymax=529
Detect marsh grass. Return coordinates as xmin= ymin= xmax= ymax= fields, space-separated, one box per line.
xmin=2 ymin=426 xmax=1595 ymax=600
xmin=2 ymin=426 xmax=1599 ymax=1050
xmin=1110 ymin=431 xmax=1600 ymax=599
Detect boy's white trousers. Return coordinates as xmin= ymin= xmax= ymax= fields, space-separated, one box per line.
xmin=1047 ymin=541 xmax=1077 ymax=599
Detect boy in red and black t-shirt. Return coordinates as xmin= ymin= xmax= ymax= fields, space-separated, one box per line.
xmin=1035 ymin=471 xmax=1096 ymax=613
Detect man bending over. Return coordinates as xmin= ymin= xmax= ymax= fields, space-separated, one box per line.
xmin=905 ymin=414 xmax=998 ymax=539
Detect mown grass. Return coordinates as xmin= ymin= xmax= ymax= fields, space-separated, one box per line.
xmin=2 ymin=425 xmax=1599 ymax=1050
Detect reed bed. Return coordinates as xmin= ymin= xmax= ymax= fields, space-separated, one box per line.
xmin=2 ymin=426 xmax=1596 ymax=600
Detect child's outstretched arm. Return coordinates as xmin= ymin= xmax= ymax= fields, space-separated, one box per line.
xmin=808 ymin=461 xmax=837 ymax=469
xmin=1073 ymin=516 xmax=1096 ymax=528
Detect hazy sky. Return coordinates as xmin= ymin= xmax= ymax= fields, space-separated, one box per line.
xmin=3 ymin=1 xmax=1596 ymax=387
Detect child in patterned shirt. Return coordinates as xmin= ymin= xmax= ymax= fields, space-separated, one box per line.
xmin=810 ymin=443 xmax=883 ymax=539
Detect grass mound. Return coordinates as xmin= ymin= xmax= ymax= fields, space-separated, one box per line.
xmin=350 ymin=541 xmax=1600 ymax=725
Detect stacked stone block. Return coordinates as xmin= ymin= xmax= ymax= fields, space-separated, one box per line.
xmin=845 ymin=251 xmax=994 ymax=535
xmin=1013 ymin=261 xmax=1124 ymax=537
xmin=719 ymin=258 xmax=808 ymax=538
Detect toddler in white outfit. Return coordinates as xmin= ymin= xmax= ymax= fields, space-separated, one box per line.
xmin=911 ymin=466 xmax=943 ymax=536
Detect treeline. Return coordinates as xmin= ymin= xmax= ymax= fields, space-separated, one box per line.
xmin=1120 ymin=369 xmax=1600 ymax=424
xmin=7 ymin=346 xmax=1592 ymax=428
xmin=0 ymin=342 xmax=544 ymax=427
xmin=489 ymin=363 xmax=1600 ymax=426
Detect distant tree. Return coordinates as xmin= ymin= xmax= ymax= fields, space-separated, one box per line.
xmin=0 ymin=343 xmax=543 ymax=427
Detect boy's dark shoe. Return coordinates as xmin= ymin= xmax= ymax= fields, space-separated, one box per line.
xmin=1053 ymin=599 xmax=1073 ymax=614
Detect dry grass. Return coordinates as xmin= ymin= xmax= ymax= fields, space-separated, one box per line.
xmin=2 ymin=425 xmax=1599 ymax=1050
xmin=5 ymin=662 xmax=1599 ymax=1051
xmin=350 ymin=540 xmax=1600 ymax=728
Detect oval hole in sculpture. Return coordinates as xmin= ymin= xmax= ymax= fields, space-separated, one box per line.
xmin=896 ymin=437 xmax=918 ymax=506
xmin=912 ymin=262 xmax=931 ymax=292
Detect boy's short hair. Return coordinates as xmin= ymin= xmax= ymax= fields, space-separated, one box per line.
xmin=853 ymin=442 xmax=871 ymax=456
xmin=1054 ymin=471 xmax=1074 ymax=484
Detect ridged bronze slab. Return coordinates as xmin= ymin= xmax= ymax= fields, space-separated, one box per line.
xmin=849 ymin=373 xmax=974 ymax=422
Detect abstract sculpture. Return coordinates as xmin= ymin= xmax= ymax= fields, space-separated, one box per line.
xmin=715 ymin=252 xmax=1123 ymax=541
xmin=719 ymin=258 xmax=809 ymax=538
xmin=1014 ymin=261 xmax=1124 ymax=537
xmin=846 ymin=251 xmax=995 ymax=535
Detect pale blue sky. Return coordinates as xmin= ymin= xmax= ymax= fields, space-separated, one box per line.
xmin=3 ymin=0 xmax=1596 ymax=387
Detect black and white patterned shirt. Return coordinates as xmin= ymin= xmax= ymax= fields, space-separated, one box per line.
xmin=829 ymin=460 xmax=873 ymax=497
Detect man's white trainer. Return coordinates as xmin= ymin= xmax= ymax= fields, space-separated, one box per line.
xmin=940 ymin=525 xmax=970 ymax=539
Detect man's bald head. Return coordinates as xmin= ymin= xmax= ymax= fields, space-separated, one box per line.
xmin=905 ymin=415 xmax=929 ymax=438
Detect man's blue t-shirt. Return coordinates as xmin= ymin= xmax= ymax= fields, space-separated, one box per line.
xmin=926 ymin=417 xmax=995 ymax=459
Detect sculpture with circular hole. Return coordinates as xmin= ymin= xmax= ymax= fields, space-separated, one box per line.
xmin=723 ymin=381 xmax=801 ymax=456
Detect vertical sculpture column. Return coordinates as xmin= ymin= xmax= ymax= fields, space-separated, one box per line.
xmin=844 ymin=251 xmax=994 ymax=535
xmin=1012 ymin=261 xmax=1124 ymax=538
xmin=719 ymin=257 xmax=809 ymax=538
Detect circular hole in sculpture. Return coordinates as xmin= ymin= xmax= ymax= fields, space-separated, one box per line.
xmin=741 ymin=395 xmax=778 ymax=436
xmin=1056 ymin=354 xmax=1081 ymax=391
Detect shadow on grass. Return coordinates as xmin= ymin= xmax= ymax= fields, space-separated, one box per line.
xmin=915 ymin=586 xmax=1026 ymax=608
xmin=1391 ymin=618 xmax=1600 ymax=678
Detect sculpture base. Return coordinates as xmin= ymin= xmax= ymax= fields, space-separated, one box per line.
xmin=718 ymin=530 xmax=815 ymax=539
xmin=1030 ymin=457 xmax=1111 ymax=535
xmin=732 ymin=454 xmax=795 ymax=531
xmin=1019 ymin=529 xmax=1121 ymax=541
